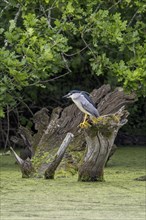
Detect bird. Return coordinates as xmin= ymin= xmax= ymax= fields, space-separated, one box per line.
xmin=63 ymin=90 xmax=99 ymax=128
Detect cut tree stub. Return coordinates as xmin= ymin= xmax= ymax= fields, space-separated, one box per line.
xmin=78 ymin=107 xmax=129 ymax=182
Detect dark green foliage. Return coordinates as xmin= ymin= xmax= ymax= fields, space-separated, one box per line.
xmin=122 ymin=97 xmax=146 ymax=135
xmin=0 ymin=0 xmax=145 ymax=135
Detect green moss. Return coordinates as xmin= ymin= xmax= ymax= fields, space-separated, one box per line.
xmin=56 ymin=156 xmax=79 ymax=178
xmin=31 ymin=148 xmax=56 ymax=171
xmin=87 ymin=115 xmax=122 ymax=137
xmin=111 ymin=114 xmax=120 ymax=123
xmin=80 ymin=115 xmax=120 ymax=137
xmin=55 ymin=168 xmax=74 ymax=178
xmin=92 ymin=115 xmax=120 ymax=126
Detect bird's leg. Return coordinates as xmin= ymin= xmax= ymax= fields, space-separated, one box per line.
xmin=79 ymin=114 xmax=91 ymax=128
xmin=83 ymin=113 xmax=88 ymax=123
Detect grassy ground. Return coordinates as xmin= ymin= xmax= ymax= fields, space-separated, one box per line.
xmin=0 ymin=146 xmax=146 ymax=220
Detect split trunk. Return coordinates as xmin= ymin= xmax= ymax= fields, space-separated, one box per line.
xmin=10 ymin=84 xmax=136 ymax=181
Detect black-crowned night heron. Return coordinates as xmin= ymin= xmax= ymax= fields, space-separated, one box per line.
xmin=63 ymin=90 xmax=99 ymax=128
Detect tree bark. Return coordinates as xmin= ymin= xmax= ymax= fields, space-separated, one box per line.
xmin=10 ymin=147 xmax=33 ymax=178
xmin=44 ymin=132 xmax=74 ymax=179
xmin=78 ymin=107 xmax=129 ymax=181
xmin=10 ymin=133 xmax=74 ymax=178
xmin=10 ymin=84 xmax=136 ymax=179
xmin=13 ymin=85 xmax=136 ymax=154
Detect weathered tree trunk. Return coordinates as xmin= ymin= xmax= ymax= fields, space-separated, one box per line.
xmin=10 ymin=133 xmax=74 ymax=178
xmin=10 ymin=147 xmax=33 ymax=178
xmin=78 ymin=107 xmax=128 ymax=181
xmin=44 ymin=132 xmax=74 ymax=179
xmin=10 ymin=84 xmax=136 ymax=180
xmin=16 ymin=85 xmax=135 ymax=153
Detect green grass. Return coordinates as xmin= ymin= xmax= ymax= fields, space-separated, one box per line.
xmin=0 ymin=147 xmax=146 ymax=220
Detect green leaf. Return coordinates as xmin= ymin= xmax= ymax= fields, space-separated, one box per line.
xmin=9 ymin=20 xmax=16 ymax=32
xmin=66 ymin=2 xmax=74 ymax=14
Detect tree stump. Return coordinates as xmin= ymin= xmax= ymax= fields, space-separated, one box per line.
xmin=78 ymin=106 xmax=129 ymax=181
xmin=10 ymin=146 xmax=33 ymax=178
xmin=10 ymin=133 xmax=74 ymax=178
xmin=10 ymin=84 xmax=136 ymax=180
xmin=11 ymin=85 xmax=136 ymax=154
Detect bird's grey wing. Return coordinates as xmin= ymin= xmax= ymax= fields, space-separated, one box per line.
xmin=81 ymin=92 xmax=96 ymax=108
xmin=81 ymin=96 xmax=99 ymax=117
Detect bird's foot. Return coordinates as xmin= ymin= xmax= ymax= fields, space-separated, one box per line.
xmin=79 ymin=121 xmax=91 ymax=129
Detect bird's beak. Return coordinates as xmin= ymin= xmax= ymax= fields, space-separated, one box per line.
xmin=63 ymin=93 xmax=70 ymax=98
